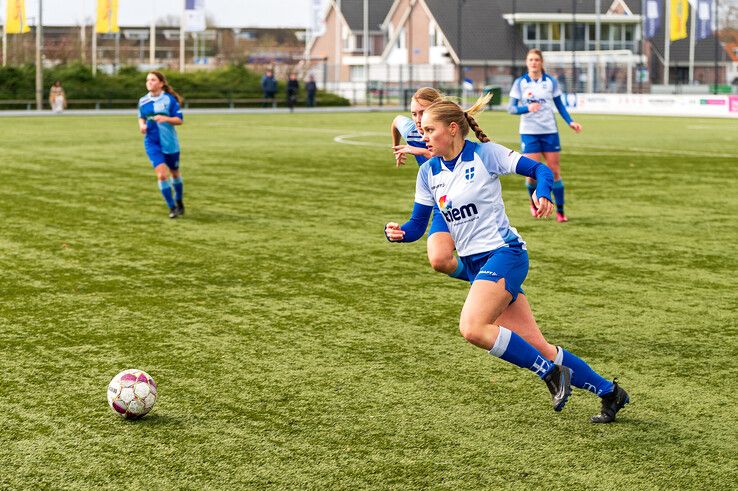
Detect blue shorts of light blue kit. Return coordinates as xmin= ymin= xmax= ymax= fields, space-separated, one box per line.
xmin=460 ymin=245 xmax=528 ymax=302
xmin=145 ymin=144 xmax=180 ymax=170
xmin=427 ymin=204 xmax=450 ymax=236
xmin=521 ymin=133 xmax=561 ymax=154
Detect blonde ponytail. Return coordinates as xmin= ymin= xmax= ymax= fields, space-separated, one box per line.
xmin=424 ymin=93 xmax=492 ymax=142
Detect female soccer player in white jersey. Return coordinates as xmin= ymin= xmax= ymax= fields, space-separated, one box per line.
xmin=390 ymin=87 xmax=468 ymax=282
xmin=138 ymin=71 xmax=185 ymax=219
xmin=385 ymin=95 xmax=629 ymax=423
xmin=509 ymin=49 xmax=582 ymax=222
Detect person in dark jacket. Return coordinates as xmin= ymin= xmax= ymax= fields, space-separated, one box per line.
xmin=286 ymin=73 xmax=299 ymax=112
xmin=261 ymin=69 xmax=278 ymax=107
xmin=305 ymin=75 xmax=317 ymax=108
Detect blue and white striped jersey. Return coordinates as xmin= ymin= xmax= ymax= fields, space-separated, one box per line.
xmin=396 ymin=115 xmax=429 ymax=165
xmin=138 ymin=92 xmax=183 ymax=154
xmin=414 ymin=140 xmax=526 ymax=257
xmin=509 ymin=73 xmax=563 ymax=135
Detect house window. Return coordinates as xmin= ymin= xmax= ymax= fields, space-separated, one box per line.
xmin=350 ymin=65 xmax=365 ymax=81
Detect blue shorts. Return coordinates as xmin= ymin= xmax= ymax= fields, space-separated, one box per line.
xmin=428 ymin=204 xmax=450 ymax=236
xmin=460 ymin=245 xmax=528 ymax=302
xmin=145 ymin=144 xmax=180 ymax=170
xmin=521 ymin=133 xmax=561 ymax=154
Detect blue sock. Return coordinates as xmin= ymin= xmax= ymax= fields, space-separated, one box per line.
xmin=448 ymin=258 xmax=468 ymax=281
xmin=158 ymin=180 xmax=176 ymax=209
xmin=489 ymin=327 xmax=553 ymax=379
xmin=526 ymin=182 xmax=536 ymax=201
xmin=172 ymin=176 xmax=184 ymax=202
xmin=553 ymin=180 xmax=565 ymax=213
xmin=555 ymin=347 xmax=614 ymax=396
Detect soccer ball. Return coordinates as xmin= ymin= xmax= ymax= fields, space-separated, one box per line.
xmin=107 ymin=369 xmax=158 ymax=419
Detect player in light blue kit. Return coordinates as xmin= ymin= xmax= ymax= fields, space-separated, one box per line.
xmin=390 ymin=87 xmax=467 ymax=282
xmin=385 ymin=95 xmax=629 ymax=423
xmin=138 ymin=71 xmax=186 ymax=219
xmin=509 ymin=49 xmax=582 ymax=222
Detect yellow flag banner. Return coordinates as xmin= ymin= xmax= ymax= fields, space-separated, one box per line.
xmin=96 ymin=0 xmax=120 ymax=34
xmin=5 ymin=0 xmax=30 ymax=34
xmin=670 ymin=0 xmax=689 ymax=41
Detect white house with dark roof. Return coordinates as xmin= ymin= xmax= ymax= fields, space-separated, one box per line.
xmin=305 ymin=0 xmax=729 ymax=100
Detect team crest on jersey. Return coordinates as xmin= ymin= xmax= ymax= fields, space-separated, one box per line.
xmin=464 ymin=167 xmax=475 ymax=181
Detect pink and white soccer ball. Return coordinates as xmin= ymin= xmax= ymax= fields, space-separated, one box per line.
xmin=107 ymin=369 xmax=158 ymax=419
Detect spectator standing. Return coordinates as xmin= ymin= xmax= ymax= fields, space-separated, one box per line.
xmin=49 ymin=80 xmax=67 ymax=113
xmin=261 ymin=69 xmax=278 ymax=107
xmin=287 ymin=73 xmax=299 ymax=112
xmin=305 ymin=75 xmax=317 ymax=107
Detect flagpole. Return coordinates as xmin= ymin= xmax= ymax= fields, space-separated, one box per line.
xmin=3 ymin=26 xmax=7 ymax=67
xmin=664 ymin=0 xmax=670 ymax=85
xmin=35 ymin=0 xmax=43 ymax=110
xmin=150 ymin=0 xmax=156 ymax=66
xmin=80 ymin=0 xmax=86 ymax=63
xmin=179 ymin=2 xmax=185 ymax=73
xmin=688 ymin=0 xmax=696 ymax=84
xmin=713 ymin=0 xmax=718 ymax=94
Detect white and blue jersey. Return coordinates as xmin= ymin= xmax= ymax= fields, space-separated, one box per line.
xmin=396 ymin=115 xmax=429 ymax=165
xmin=138 ymin=92 xmax=183 ymax=155
xmin=508 ymin=73 xmax=572 ymax=135
xmin=414 ymin=141 xmax=528 ymax=257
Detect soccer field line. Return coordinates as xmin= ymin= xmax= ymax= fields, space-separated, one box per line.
xmin=202 ymin=123 xmax=738 ymax=159
xmin=330 ymin=131 xmax=738 ymax=158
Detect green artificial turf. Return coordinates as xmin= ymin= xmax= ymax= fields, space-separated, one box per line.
xmin=0 ymin=110 xmax=736 ymax=489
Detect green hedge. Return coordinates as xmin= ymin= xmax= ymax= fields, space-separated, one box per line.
xmin=0 ymin=63 xmax=350 ymax=108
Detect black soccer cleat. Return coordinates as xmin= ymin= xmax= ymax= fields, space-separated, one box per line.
xmin=591 ymin=381 xmax=630 ymax=423
xmin=176 ymin=200 xmax=185 ymax=216
xmin=543 ymin=364 xmax=572 ymax=412
xmin=168 ymin=207 xmax=179 ymax=219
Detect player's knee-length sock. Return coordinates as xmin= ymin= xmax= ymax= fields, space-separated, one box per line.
xmin=158 ymin=180 xmax=176 ymax=209
xmin=552 ymin=180 xmax=565 ymax=213
xmin=448 ymin=258 xmax=468 ymax=281
xmin=554 ymin=347 xmax=614 ymax=396
xmin=489 ymin=327 xmax=553 ymax=379
xmin=171 ymin=176 xmax=184 ymax=202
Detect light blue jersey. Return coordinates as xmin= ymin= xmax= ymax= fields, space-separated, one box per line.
xmin=138 ymin=92 xmax=183 ymax=154
xmin=414 ymin=140 xmax=526 ymax=257
xmin=396 ymin=115 xmax=429 ymax=165
xmin=509 ymin=73 xmax=564 ymax=135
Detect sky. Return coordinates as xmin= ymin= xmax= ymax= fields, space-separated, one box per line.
xmin=1 ymin=0 xmax=330 ymax=28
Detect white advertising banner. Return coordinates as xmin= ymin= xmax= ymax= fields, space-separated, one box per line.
xmin=564 ymin=93 xmax=738 ymax=118
xmin=184 ymin=0 xmax=206 ymax=33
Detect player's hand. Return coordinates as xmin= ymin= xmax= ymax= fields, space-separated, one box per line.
xmin=531 ymin=192 xmax=553 ymax=219
xmin=152 ymin=115 xmax=168 ymax=123
xmin=569 ymin=122 xmax=582 ymax=133
xmin=139 ymin=125 xmax=147 ymax=135
xmin=384 ymin=222 xmax=405 ymax=242
xmin=393 ymin=150 xmax=407 ymax=167
xmin=528 ymin=102 xmax=541 ymax=113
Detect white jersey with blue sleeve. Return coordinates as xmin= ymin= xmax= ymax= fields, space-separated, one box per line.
xmin=138 ymin=92 xmax=183 ymax=154
xmin=509 ymin=73 xmax=563 ymax=135
xmin=396 ymin=115 xmax=429 ymax=165
xmin=414 ymin=140 xmax=526 ymax=257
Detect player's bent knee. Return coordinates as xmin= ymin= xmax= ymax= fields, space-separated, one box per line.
xmin=458 ymin=317 xmax=491 ymax=348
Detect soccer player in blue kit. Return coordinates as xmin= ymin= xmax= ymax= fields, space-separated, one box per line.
xmin=391 ymin=87 xmax=468 ymax=282
xmin=138 ymin=71 xmax=186 ymax=219
xmin=385 ymin=95 xmax=629 ymax=422
xmin=509 ymin=49 xmax=582 ymax=222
